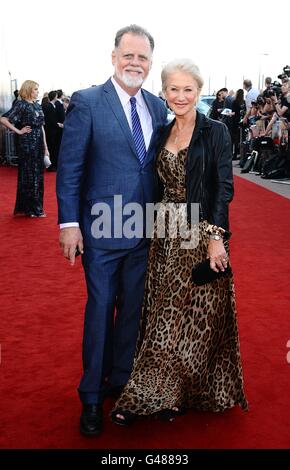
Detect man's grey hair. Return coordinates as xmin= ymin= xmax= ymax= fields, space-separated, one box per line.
xmin=161 ymin=59 xmax=204 ymax=91
xmin=114 ymin=24 xmax=154 ymax=51
xmin=243 ymin=79 xmax=252 ymax=89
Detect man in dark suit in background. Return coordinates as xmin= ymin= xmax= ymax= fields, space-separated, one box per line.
xmin=54 ymin=89 xmax=65 ymax=168
xmin=43 ymin=90 xmax=62 ymax=171
xmin=55 ymin=89 xmax=66 ymax=124
xmin=56 ymin=24 xmax=167 ymax=437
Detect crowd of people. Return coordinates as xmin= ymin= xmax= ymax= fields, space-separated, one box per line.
xmin=209 ymin=77 xmax=290 ymax=167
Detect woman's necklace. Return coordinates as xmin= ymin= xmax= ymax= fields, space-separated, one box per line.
xmin=173 ymin=122 xmax=195 ymax=145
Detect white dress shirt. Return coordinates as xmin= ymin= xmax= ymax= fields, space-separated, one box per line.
xmin=245 ymin=87 xmax=259 ymax=111
xmin=60 ymin=77 xmax=153 ymax=229
xmin=110 ymin=76 xmax=153 ymax=149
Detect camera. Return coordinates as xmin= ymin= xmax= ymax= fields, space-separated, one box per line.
xmin=277 ymin=65 xmax=290 ymax=80
xmin=263 ymin=81 xmax=282 ymax=98
xmin=256 ymin=96 xmax=265 ymax=106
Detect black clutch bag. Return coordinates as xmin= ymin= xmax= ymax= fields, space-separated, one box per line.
xmin=191 ymin=259 xmax=232 ymax=286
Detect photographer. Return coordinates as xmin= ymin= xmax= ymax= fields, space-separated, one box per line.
xmin=209 ymin=90 xmax=224 ymax=121
xmin=264 ymin=81 xmax=290 ymax=135
xmin=256 ymin=95 xmax=275 ymax=127
xmin=247 ymin=100 xmax=259 ymax=124
xmin=263 ymin=77 xmax=272 ymax=93
xmin=264 ymin=80 xmax=290 ymax=177
xmin=271 ymin=81 xmax=290 ymax=120
xmin=245 ymin=100 xmax=265 ymax=139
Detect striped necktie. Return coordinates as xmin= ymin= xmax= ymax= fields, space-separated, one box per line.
xmin=130 ymin=96 xmax=146 ymax=165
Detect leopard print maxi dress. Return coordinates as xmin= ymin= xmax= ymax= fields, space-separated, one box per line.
xmin=114 ymin=147 xmax=248 ymax=415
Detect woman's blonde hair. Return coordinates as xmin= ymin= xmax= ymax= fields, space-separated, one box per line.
xmin=19 ymin=80 xmax=39 ymax=100
xmin=161 ymin=59 xmax=204 ymax=92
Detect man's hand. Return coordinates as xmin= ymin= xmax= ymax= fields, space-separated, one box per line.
xmin=59 ymin=227 xmax=84 ymax=266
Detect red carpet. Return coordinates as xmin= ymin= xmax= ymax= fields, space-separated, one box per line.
xmin=0 ymin=166 xmax=290 ymax=449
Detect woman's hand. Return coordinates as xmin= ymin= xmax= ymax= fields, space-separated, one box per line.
xmin=207 ymin=239 xmax=228 ymax=273
xmin=18 ymin=126 xmax=32 ymax=135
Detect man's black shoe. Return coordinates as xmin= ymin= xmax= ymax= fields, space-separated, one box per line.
xmin=80 ymin=404 xmax=103 ymax=436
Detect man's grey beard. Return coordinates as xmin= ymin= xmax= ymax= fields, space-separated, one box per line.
xmin=116 ymin=69 xmax=145 ymax=88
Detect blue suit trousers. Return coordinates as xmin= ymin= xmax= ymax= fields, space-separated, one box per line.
xmin=78 ymin=239 xmax=149 ymax=404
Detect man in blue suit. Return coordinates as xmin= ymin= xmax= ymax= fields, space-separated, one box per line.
xmin=56 ymin=24 xmax=167 ymax=436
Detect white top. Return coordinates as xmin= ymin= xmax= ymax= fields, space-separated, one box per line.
xmin=245 ymin=87 xmax=260 ymax=111
xmin=60 ymin=77 xmax=153 ymax=229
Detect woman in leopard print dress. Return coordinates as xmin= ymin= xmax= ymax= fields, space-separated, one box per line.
xmin=112 ymin=59 xmax=248 ymax=424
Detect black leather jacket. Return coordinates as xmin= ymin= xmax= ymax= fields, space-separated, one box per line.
xmin=155 ymin=111 xmax=233 ymax=232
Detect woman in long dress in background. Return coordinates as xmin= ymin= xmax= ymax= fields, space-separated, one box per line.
xmin=0 ymin=80 xmax=48 ymax=217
